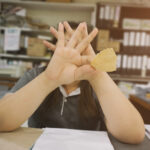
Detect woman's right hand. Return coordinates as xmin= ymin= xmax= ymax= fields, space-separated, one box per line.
xmin=44 ymin=22 xmax=98 ymax=86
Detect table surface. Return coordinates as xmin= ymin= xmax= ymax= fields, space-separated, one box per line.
xmin=0 ymin=127 xmax=150 ymax=150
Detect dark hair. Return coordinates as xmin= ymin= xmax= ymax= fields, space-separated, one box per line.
xmin=44 ymin=22 xmax=102 ymax=125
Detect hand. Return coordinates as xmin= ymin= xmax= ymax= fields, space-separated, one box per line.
xmin=44 ymin=22 xmax=99 ymax=82
xmin=44 ymin=22 xmax=98 ymax=86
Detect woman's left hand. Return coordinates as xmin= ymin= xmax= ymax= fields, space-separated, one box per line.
xmin=43 ymin=22 xmax=99 ymax=82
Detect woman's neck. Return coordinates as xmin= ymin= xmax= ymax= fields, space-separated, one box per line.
xmin=63 ymin=81 xmax=80 ymax=95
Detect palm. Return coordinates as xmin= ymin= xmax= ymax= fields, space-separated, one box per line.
xmin=44 ymin=23 xmax=98 ymax=85
xmin=47 ymin=47 xmax=80 ymax=84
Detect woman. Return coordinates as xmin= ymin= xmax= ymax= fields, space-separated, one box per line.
xmin=0 ymin=22 xmax=145 ymax=144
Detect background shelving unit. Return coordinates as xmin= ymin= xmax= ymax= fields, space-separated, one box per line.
xmin=96 ymin=1 xmax=150 ymax=83
xmin=2 ymin=0 xmax=150 ymax=87
xmin=0 ymin=0 xmax=96 ymax=27
xmin=0 ymin=53 xmax=50 ymax=62
xmin=0 ymin=0 xmax=97 ymax=89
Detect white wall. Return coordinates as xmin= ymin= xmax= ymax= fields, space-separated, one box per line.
xmin=20 ymin=0 xmax=149 ymax=28
xmin=27 ymin=6 xmax=92 ymax=27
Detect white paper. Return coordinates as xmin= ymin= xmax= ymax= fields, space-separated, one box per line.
xmin=140 ymin=32 xmax=146 ymax=46
xmin=110 ymin=6 xmax=115 ymax=20
xmin=137 ymin=56 xmax=142 ymax=69
xmin=33 ymin=128 xmax=114 ymax=150
xmin=145 ymin=34 xmax=150 ymax=46
xmin=122 ymin=55 xmax=127 ymax=68
xmin=114 ymin=6 xmax=120 ymax=22
xmin=123 ymin=32 xmax=129 ymax=46
xmin=147 ymin=58 xmax=150 ymax=70
xmin=132 ymin=56 xmax=137 ymax=69
xmin=141 ymin=20 xmax=150 ymax=31
xmin=129 ymin=32 xmax=135 ymax=46
xmin=142 ymin=55 xmax=148 ymax=70
xmin=123 ymin=18 xmax=141 ymax=30
xmin=4 ymin=28 xmax=21 ymax=51
xmin=91 ymin=10 xmax=96 ymax=26
xmin=145 ymin=124 xmax=150 ymax=140
xmin=127 ymin=56 xmax=132 ymax=69
xmin=104 ymin=5 xmax=110 ymax=20
xmin=117 ymin=54 xmax=121 ymax=68
xmin=99 ymin=7 xmax=105 ymax=19
xmin=135 ymin=32 xmax=141 ymax=46
xmin=149 ymin=35 xmax=150 ymax=46
xmin=16 ymin=8 xmax=26 ymax=17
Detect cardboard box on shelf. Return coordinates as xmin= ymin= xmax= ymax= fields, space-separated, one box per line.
xmin=107 ymin=41 xmax=120 ymax=52
xmin=27 ymin=38 xmax=46 ymax=57
xmin=97 ymin=41 xmax=120 ymax=52
xmin=97 ymin=30 xmax=110 ymax=41
xmin=96 ymin=30 xmax=110 ymax=51
xmin=97 ymin=40 xmax=109 ymax=51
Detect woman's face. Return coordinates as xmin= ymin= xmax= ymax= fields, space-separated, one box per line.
xmin=55 ymin=30 xmax=83 ymax=88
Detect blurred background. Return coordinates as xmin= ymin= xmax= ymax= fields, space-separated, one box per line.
xmin=0 ymin=0 xmax=150 ymax=124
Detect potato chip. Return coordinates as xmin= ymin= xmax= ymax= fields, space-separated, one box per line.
xmin=91 ymin=48 xmax=117 ymax=72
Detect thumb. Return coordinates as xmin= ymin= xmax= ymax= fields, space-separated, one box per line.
xmin=74 ymin=65 xmax=96 ymax=81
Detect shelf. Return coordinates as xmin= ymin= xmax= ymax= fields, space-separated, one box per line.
xmin=110 ymin=74 xmax=150 ymax=83
xmin=0 ymin=75 xmax=19 ymax=81
xmin=98 ymin=27 xmax=150 ymax=33
xmin=97 ymin=1 xmax=150 ymax=8
xmin=0 ymin=53 xmax=50 ymax=62
xmin=0 ymin=0 xmax=95 ymax=11
xmin=0 ymin=27 xmax=50 ymax=34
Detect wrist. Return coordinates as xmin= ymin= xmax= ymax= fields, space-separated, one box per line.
xmin=89 ymin=71 xmax=108 ymax=85
xmin=39 ymin=72 xmax=59 ymax=91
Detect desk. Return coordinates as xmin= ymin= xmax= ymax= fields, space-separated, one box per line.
xmin=0 ymin=127 xmax=150 ymax=150
xmin=130 ymin=95 xmax=150 ymax=124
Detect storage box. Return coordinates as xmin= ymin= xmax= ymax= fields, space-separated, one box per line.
xmin=107 ymin=41 xmax=120 ymax=52
xmin=97 ymin=30 xmax=110 ymax=41
xmin=96 ymin=30 xmax=110 ymax=51
xmin=97 ymin=41 xmax=120 ymax=52
xmin=27 ymin=38 xmax=46 ymax=57
xmin=97 ymin=40 xmax=109 ymax=51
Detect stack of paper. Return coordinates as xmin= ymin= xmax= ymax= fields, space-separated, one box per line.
xmin=33 ymin=128 xmax=114 ymax=150
xmin=145 ymin=125 xmax=150 ymax=139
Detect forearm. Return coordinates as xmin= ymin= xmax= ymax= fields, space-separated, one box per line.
xmin=0 ymin=72 xmax=58 ymax=132
xmin=90 ymin=72 xmax=145 ymax=144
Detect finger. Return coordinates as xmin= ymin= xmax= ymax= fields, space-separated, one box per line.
xmin=83 ymin=23 xmax=88 ymax=37
xmin=72 ymin=55 xmax=94 ymax=66
xmin=67 ymin=23 xmax=84 ymax=48
xmin=43 ymin=40 xmax=56 ymax=51
xmin=57 ymin=22 xmax=64 ymax=47
xmin=63 ymin=21 xmax=74 ymax=36
xmin=50 ymin=26 xmax=58 ymax=39
xmin=76 ymin=28 xmax=98 ymax=53
xmin=83 ymin=25 xmax=96 ymax=56
xmin=74 ymin=65 xmax=96 ymax=81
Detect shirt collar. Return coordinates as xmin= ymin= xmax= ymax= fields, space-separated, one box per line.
xmin=59 ymin=85 xmax=80 ymax=98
